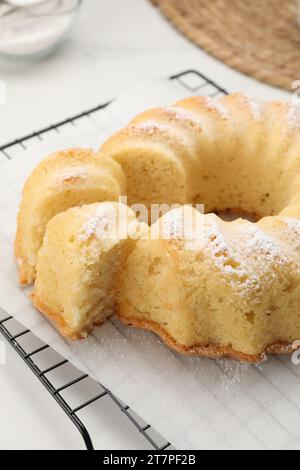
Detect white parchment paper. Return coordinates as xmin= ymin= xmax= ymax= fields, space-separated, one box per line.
xmin=0 ymin=77 xmax=300 ymax=450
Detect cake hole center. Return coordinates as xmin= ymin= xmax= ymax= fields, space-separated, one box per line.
xmin=214 ymin=208 xmax=260 ymax=222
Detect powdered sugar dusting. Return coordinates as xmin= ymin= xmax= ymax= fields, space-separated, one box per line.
xmin=241 ymin=94 xmax=262 ymax=120
xmin=134 ymin=120 xmax=172 ymax=135
xmin=283 ymin=217 xmax=300 ymax=242
xmin=287 ymin=104 xmax=300 ymax=131
xmin=162 ymin=212 xmax=242 ymax=274
xmin=243 ymin=224 xmax=285 ymax=260
xmin=79 ymin=205 xmax=116 ymax=241
xmin=162 ymin=209 xmax=184 ymax=239
xmin=202 ymin=218 xmax=246 ymax=277
xmin=203 ymin=97 xmax=229 ymax=120
xmin=205 ymin=221 xmax=229 ymax=258
xmin=164 ymin=106 xmax=203 ymax=128
xmin=215 ymin=359 xmax=251 ymax=390
xmin=159 ymin=210 xmax=291 ymax=296
xmin=203 ymin=219 xmax=291 ymax=295
xmin=160 ymin=207 xmax=204 ymax=249
xmin=56 ymin=166 xmax=87 ymax=183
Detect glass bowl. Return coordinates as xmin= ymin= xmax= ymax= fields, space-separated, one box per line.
xmin=0 ymin=0 xmax=82 ymax=60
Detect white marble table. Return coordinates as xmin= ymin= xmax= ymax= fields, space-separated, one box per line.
xmin=0 ymin=0 xmax=292 ymax=450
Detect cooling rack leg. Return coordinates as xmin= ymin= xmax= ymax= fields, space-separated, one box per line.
xmin=71 ymin=416 xmax=94 ymax=450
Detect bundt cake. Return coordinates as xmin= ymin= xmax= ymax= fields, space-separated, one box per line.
xmin=15 ymin=148 xmax=126 ymax=285
xmin=15 ymin=93 xmax=300 ymax=362
xmin=31 ymin=202 xmax=147 ymax=339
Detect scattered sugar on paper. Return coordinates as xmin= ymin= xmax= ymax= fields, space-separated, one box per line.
xmin=215 ymin=359 xmax=251 ymax=390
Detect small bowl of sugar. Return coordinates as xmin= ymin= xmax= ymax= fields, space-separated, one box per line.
xmin=0 ymin=0 xmax=82 ymax=60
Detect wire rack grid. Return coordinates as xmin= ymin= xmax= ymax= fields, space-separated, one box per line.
xmin=0 ymin=70 xmax=228 ymax=450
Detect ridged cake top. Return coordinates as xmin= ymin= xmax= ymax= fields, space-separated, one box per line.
xmin=134 ymin=121 xmax=172 ymax=135
xmin=203 ymin=97 xmax=229 ymax=119
xmin=161 ymin=208 xmax=185 ymax=239
xmin=287 ymin=104 xmax=300 ymax=131
xmin=160 ymin=208 xmax=294 ymax=299
xmin=241 ymin=224 xmax=286 ymax=260
xmin=79 ymin=205 xmax=115 ymax=241
xmin=55 ymin=166 xmax=87 ymax=183
xmin=158 ymin=207 xmax=204 ymax=248
xmin=164 ymin=106 xmax=203 ymax=127
xmin=240 ymin=94 xmax=262 ymax=120
xmin=283 ymin=217 xmax=300 ymax=236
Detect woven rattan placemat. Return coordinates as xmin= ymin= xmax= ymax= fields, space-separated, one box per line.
xmin=152 ymin=0 xmax=300 ymax=91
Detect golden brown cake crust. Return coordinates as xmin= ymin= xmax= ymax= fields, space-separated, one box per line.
xmin=15 ymin=251 xmax=33 ymax=286
xmin=31 ymin=292 xmax=110 ymax=341
xmin=31 ymin=291 xmax=296 ymax=363
xmin=118 ymin=309 xmax=295 ymax=364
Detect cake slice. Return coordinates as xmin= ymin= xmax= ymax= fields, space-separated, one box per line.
xmin=32 ymin=202 xmax=146 ymax=339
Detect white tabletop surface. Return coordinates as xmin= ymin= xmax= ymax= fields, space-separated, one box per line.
xmin=0 ymin=0 xmax=293 ymax=450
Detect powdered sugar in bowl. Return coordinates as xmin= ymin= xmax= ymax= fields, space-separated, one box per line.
xmin=0 ymin=0 xmax=82 ymax=59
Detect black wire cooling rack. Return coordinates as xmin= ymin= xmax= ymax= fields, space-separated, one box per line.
xmin=0 ymin=70 xmax=228 ymax=450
